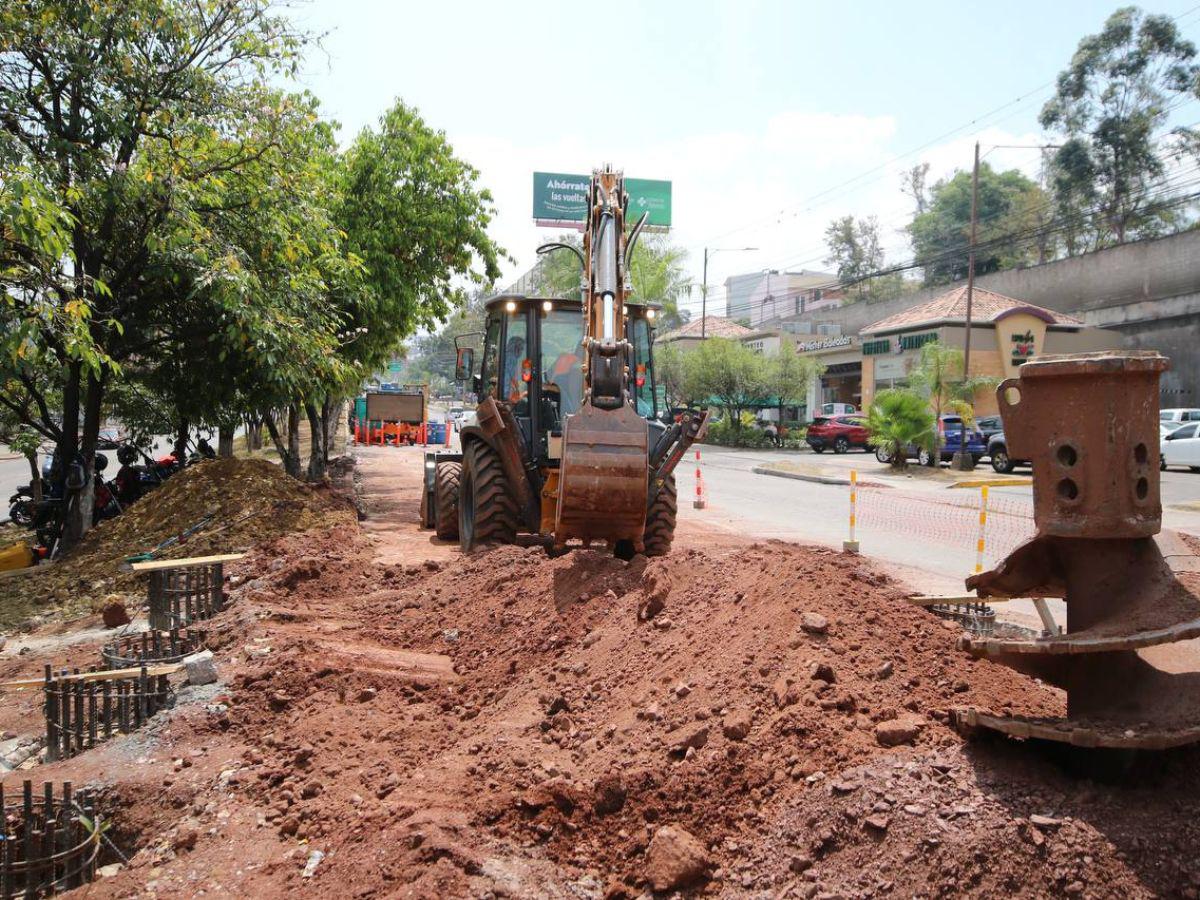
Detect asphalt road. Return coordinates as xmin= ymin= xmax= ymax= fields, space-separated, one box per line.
xmin=679 ymin=445 xmax=1200 ymax=632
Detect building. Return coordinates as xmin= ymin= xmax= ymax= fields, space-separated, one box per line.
xmin=858 ymin=286 xmax=1119 ymax=415
xmin=723 ymin=270 xmax=842 ymax=328
xmin=655 ymin=316 xmax=753 ymax=352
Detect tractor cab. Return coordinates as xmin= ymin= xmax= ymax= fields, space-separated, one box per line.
xmin=468 ymin=293 xmax=665 ymax=468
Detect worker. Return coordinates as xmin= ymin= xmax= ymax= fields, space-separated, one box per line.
xmin=503 ymin=336 xmax=526 ymax=404
xmin=548 ymin=350 xmax=582 ymax=415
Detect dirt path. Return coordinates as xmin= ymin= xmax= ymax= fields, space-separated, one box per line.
xmin=1 ymin=448 xmax=1199 ymax=897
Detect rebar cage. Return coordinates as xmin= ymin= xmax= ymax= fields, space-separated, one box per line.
xmin=0 ymin=780 xmax=101 ymax=898
xmin=147 ymin=563 xmax=225 ymax=631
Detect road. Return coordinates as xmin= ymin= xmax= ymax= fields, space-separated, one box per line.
xmin=678 ymin=445 xmax=1200 ymax=631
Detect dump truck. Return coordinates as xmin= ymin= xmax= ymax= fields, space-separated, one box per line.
xmin=419 ymin=166 xmax=706 ymax=557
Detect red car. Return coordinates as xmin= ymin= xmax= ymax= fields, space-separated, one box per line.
xmin=806 ymin=415 xmax=870 ymax=454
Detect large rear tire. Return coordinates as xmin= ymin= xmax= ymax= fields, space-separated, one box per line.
xmin=643 ymin=473 xmax=677 ymax=557
xmin=459 ymin=440 xmax=518 ymax=552
xmin=434 ymin=461 xmax=461 ymax=541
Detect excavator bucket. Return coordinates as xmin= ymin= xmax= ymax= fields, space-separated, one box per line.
xmin=555 ymin=401 xmax=649 ymax=550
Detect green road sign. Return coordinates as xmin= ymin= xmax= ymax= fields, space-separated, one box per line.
xmin=532 ymin=172 xmax=672 ymax=227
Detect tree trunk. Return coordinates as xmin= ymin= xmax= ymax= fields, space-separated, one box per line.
xmin=173 ymin=419 xmax=189 ymax=462
xmin=53 ymin=361 xmax=82 ymax=498
xmin=218 ymin=424 xmax=235 ymax=458
xmin=244 ymin=414 xmax=263 ymax=451
xmin=305 ymin=403 xmax=326 ymax=482
xmin=286 ymin=405 xmax=301 ymax=479
xmin=26 ymin=454 xmax=42 ymax=503
xmin=63 ymin=370 xmax=103 ymax=552
xmin=320 ymin=396 xmax=340 ymax=464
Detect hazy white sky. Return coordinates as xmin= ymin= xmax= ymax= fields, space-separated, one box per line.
xmin=291 ymin=0 xmax=1200 ymax=316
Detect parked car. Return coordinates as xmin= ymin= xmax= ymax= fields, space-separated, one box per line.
xmin=986 ymin=431 xmax=1030 ymax=474
xmin=881 ymin=415 xmax=987 ymax=467
xmin=975 ymin=415 xmax=1004 ymax=443
xmin=806 ymin=414 xmax=870 ymax=454
xmin=1160 ymin=421 xmax=1200 ymax=472
xmin=1160 ymin=408 xmax=1200 ymax=424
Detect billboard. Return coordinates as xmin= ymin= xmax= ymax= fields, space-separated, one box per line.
xmin=532 ymin=172 xmax=672 ymax=227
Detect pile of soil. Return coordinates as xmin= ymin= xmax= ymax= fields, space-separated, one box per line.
xmin=12 ymin=451 xmax=1200 ymax=897
xmin=0 ymin=458 xmax=354 ymax=627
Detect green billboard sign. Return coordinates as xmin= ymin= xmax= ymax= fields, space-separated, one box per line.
xmin=532 ymin=172 xmax=672 ymax=227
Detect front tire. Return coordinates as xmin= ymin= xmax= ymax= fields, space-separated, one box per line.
xmin=642 ymin=473 xmax=677 ymax=557
xmin=434 ymin=461 xmax=461 ymax=540
xmin=991 ymin=448 xmax=1014 ymax=474
xmin=833 ymin=436 xmax=849 ymax=454
xmin=875 ymin=446 xmax=891 ymax=464
xmin=812 ymin=445 xmax=825 ymax=454
xmin=458 ymin=440 xmax=518 ymax=552
xmin=918 ymin=448 xmax=935 ymax=467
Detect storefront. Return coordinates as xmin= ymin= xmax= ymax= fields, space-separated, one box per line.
xmin=795 ymin=335 xmax=862 ymax=416
xmin=859 ymin=287 xmax=1120 ymax=414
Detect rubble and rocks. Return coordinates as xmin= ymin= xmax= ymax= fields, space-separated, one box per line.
xmin=11 ymin=450 xmax=1200 ymax=899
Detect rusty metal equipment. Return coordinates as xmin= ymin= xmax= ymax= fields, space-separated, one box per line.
xmin=102 ymin=627 xmax=206 ymax=669
xmin=954 ymin=351 xmax=1200 ymax=749
xmin=44 ymin=664 xmax=173 ymax=761
xmin=0 ymin=781 xmax=102 ymax=897
xmin=147 ymin=561 xmax=225 ymax=630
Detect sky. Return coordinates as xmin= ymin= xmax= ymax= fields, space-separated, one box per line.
xmin=290 ymin=0 xmax=1200 ymax=319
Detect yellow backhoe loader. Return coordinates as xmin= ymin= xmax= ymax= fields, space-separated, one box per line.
xmin=419 ymin=166 xmax=707 ymax=557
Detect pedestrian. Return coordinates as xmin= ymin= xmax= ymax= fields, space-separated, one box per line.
xmin=764 ymin=421 xmax=780 ymax=447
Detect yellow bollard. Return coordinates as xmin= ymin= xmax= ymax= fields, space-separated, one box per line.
xmin=843 ymin=470 xmax=859 ymax=553
xmin=975 ymin=485 xmax=989 ymax=573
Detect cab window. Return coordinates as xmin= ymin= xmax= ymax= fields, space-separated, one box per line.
xmin=631 ymin=316 xmax=655 ymax=418
xmin=481 ymin=316 xmax=500 ymax=399
xmin=541 ymin=307 xmax=584 ymax=420
xmin=502 ymin=309 xmax=529 ymax=412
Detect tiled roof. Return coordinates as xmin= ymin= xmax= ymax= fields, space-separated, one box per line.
xmin=861 ymin=286 xmax=1083 ymax=334
xmin=658 ymin=316 xmax=754 ymax=342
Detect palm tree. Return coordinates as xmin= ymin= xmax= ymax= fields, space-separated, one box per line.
xmin=866 ymin=389 xmax=936 ymax=470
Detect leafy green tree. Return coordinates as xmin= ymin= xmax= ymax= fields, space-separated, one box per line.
xmin=767 ymin=342 xmax=824 ymax=424
xmin=533 ymin=234 xmax=691 ymax=328
xmin=866 ymin=389 xmax=935 ymax=470
xmin=908 ymin=165 xmax=1046 ymax=285
xmin=0 ymin=0 xmax=311 ymax=545
xmin=685 ymin=338 xmax=770 ymax=435
xmin=1040 ymin=6 xmax=1200 ymax=246
xmin=906 ymin=340 xmax=996 ymax=454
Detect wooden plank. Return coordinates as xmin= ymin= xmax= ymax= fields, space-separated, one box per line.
xmin=0 ymin=663 xmax=183 ymax=692
xmin=0 ymin=564 xmax=50 ymax=581
xmin=129 ymin=553 xmax=244 ymax=572
xmin=906 ymin=594 xmax=1021 ymax=607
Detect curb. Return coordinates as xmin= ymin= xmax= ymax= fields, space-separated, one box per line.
xmin=752 ymin=466 xmax=850 ymax=486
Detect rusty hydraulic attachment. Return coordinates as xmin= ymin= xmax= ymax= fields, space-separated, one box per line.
xmin=953 ymin=351 xmax=1200 ymax=750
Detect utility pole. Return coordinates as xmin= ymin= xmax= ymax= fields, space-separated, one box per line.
xmin=701 ymin=246 xmax=758 ymax=339
xmin=953 ymin=141 xmax=980 ymax=471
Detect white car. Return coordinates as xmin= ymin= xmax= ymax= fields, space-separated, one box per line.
xmin=1161 ymin=421 xmax=1200 ymax=472
xmin=1160 ymin=408 xmax=1200 ymax=424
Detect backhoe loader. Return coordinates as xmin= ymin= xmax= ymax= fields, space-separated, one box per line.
xmin=419 ymin=166 xmax=707 ymax=557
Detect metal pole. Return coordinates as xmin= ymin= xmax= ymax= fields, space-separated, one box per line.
xmin=954 ymin=140 xmax=981 ymax=470
xmin=701 ymin=248 xmax=709 ymax=340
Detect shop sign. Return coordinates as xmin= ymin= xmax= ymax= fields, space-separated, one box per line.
xmin=798 ymin=335 xmax=853 ymax=352
xmin=899 ymin=332 xmax=938 ymax=351
xmin=1011 ymin=329 xmax=1036 ymax=365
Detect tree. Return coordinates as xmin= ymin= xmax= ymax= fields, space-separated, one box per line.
xmin=533 ymin=234 xmax=692 ymax=328
xmin=0 ymin=0 xmax=311 ymax=545
xmin=908 ymin=165 xmax=1046 ymax=285
xmin=1040 ymin=6 xmax=1200 ymax=246
xmin=901 ymin=163 xmax=931 ymax=215
xmin=866 ymin=389 xmax=935 ymax=470
xmin=906 ymin=340 xmax=995 ymax=455
xmin=685 ymin=338 xmax=770 ymax=434
xmin=766 ymin=342 xmax=823 ymax=424
xmin=825 ymin=217 xmax=902 ymax=304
